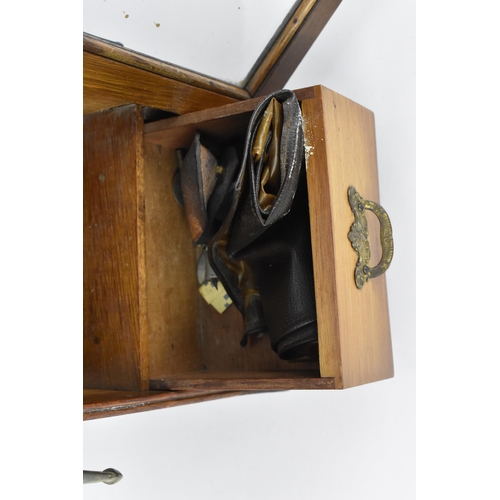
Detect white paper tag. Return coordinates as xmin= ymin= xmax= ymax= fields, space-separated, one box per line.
xmin=199 ymin=281 xmax=232 ymax=313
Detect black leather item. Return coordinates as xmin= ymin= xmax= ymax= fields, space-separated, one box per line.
xmin=181 ymin=133 xmax=240 ymax=246
xmin=204 ymin=145 xmax=240 ymax=242
xmin=233 ymin=169 xmax=318 ymax=359
xmin=207 ymin=89 xmax=318 ymax=360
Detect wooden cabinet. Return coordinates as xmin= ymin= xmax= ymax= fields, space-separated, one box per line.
xmin=83 ymin=15 xmax=393 ymax=419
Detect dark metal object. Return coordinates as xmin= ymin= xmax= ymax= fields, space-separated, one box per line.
xmin=83 ymin=468 xmax=123 ymax=485
xmin=348 ymin=186 xmax=394 ymax=289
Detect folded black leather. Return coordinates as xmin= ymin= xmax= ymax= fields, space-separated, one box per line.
xmin=204 ymin=145 xmax=240 ymax=242
xmin=181 ymin=133 xmax=240 ymax=246
xmin=208 ymin=89 xmax=318 ymax=360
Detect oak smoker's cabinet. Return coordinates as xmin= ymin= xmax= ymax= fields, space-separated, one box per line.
xmin=83 ymin=82 xmax=394 ymax=419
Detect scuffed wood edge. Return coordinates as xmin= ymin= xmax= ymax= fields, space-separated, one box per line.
xmin=249 ymin=0 xmax=343 ymax=96
xmin=135 ymin=106 xmax=150 ymax=390
xmin=301 ymin=86 xmax=344 ymax=385
xmin=150 ymin=370 xmax=335 ymax=391
xmin=245 ymin=0 xmax=317 ymax=94
xmin=84 ymin=33 xmax=249 ymax=101
xmin=84 ymin=390 xmax=254 ymax=420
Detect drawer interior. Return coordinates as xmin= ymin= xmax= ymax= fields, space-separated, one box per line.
xmin=142 ymin=93 xmax=326 ymax=391
xmin=83 ymin=85 xmax=393 ymax=395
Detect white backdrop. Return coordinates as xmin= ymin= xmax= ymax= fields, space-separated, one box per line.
xmin=83 ymin=1 xmax=415 ymax=498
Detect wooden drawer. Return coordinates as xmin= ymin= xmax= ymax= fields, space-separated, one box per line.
xmin=83 ymin=85 xmax=393 ymax=411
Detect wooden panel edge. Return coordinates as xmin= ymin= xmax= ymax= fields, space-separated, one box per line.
xmin=143 ymin=86 xmax=317 ymax=144
xmin=301 ymin=87 xmax=343 ymax=386
xmin=245 ymin=0 xmax=317 ymax=95
xmin=84 ymin=104 xmax=148 ymax=391
xmin=135 ymin=106 xmax=150 ymax=390
xmin=249 ymin=0 xmax=343 ymax=96
xmin=84 ymin=51 xmax=240 ymax=116
xmin=83 ymin=389 xmax=248 ymax=420
xmin=84 ymin=33 xmax=250 ymax=101
xmin=150 ymin=371 xmax=335 ymax=391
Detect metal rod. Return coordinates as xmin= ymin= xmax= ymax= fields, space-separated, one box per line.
xmin=83 ymin=468 xmax=123 ymax=485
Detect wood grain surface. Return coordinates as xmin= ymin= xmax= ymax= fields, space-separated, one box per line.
xmin=84 ymin=33 xmax=249 ymax=101
xmin=143 ymin=87 xmax=316 ymax=149
xmin=83 ymin=84 xmax=393 ymax=413
xmin=83 ymin=104 xmax=149 ymax=391
xmin=83 ymin=1 xmax=343 ymax=102
xmin=301 ymin=86 xmax=394 ymax=388
xmin=251 ymin=0 xmax=343 ymax=96
xmin=245 ymin=0 xmax=317 ymax=94
xmin=150 ymin=370 xmax=334 ymax=391
xmin=143 ymin=142 xmax=204 ymax=379
xmin=84 ymin=51 xmax=238 ymax=116
xmin=83 ymin=389 xmax=247 ymax=420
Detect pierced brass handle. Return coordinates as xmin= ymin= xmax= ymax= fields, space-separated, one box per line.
xmin=347 ymin=186 xmax=394 ymax=289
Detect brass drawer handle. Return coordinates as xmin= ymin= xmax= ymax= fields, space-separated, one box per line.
xmin=347 ymin=186 xmax=394 ymax=289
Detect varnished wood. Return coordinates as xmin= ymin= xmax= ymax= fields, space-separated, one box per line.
xmin=82 ymin=0 xmax=391 ymax=417
xmin=83 ymin=389 xmax=246 ymax=420
xmin=143 ymin=87 xmax=316 ymax=149
xmin=83 ymin=84 xmax=393 ymax=418
xmin=245 ymin=0 xmax=317 ymax=94
xmin=150 ymin=371 xmax=334 ymax=391
xmin=83 ymin=51 xmax=238 ymax=116
xmin=141 ymin=84 xmax=392 ymax=390
xmin=143 ymin=142 xmax=204 ymax=379
xmin=301 ymin=86 xmax=394 ymax=388
xmin=83 ymin=104 xmax=149 ymax=391
xmin=83 ymin=2 xmax=344 ymax=101
xmin=251 ymin=0 xmax=343 ymax=96
xmin=84 ymin=33 xmax=249 ymax=101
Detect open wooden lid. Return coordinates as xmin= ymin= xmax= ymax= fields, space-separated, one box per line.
xmin=84 ymin=1 xmax=343 ymax=100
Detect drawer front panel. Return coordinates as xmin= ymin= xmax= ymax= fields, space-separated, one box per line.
xmin=302 ymin=86 xmax=393 ymax=388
